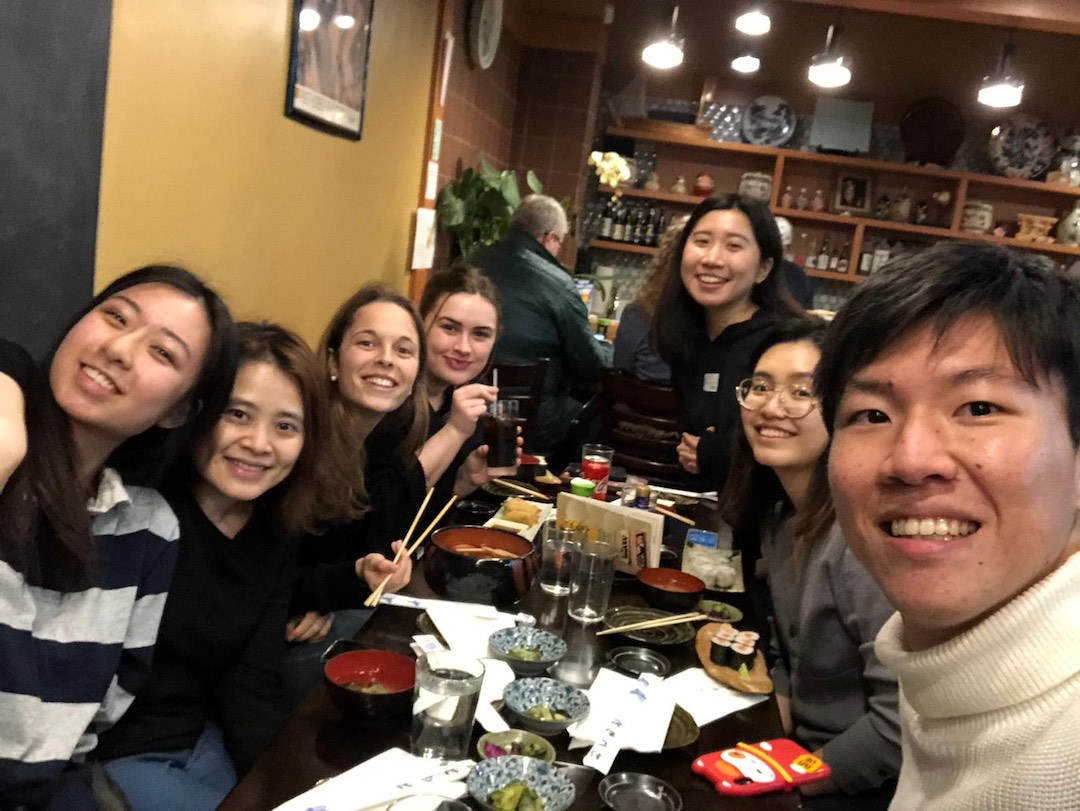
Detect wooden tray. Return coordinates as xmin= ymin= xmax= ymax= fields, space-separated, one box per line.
xmin=695 ymin=622 xmax=773 ymax=695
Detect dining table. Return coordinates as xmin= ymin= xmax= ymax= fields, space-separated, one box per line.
xmin=220 ymin=543 xmax=803 ymax=811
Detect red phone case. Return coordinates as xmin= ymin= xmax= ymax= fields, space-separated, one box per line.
xmin=692 ymin=739 xmax=831 ymax=796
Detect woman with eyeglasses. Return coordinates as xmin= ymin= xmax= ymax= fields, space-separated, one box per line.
xmin=651 ymin=195 xmax=804 ymax=491
xmin=719 ymin=319 xmax=900 ymax=809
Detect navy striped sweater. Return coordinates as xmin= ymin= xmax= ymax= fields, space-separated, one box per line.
xmin=0 ymin=468 xmax=179 ymax=807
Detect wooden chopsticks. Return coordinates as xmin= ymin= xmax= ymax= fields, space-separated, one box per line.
xmin=595 ymin=610 xmax=708 ymax=636
xmin=654 ymin=505 xmax=695 ymax=526
xmin=492 ymin=478 xmax=551 ymax=501
xmin=363 ymin=491 xmax=458 ymax=607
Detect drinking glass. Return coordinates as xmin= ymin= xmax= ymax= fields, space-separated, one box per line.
xmin=410 ymin=651 xmax=485 ymax=759
xmin=539 ymin=521 xmax=584 ymax=596
xmin=581 ymin=443 xmax=614 ymax=500
xmin=484 ymin=400 xmax=519 ymax=468
xmin=567 ymin=539 xmax=617 ymax=624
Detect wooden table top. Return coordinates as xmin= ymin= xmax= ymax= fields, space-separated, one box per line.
xmin=221 ymin=572 xmax=801 ymax=811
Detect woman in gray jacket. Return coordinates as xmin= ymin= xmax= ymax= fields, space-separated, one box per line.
xmin=719 ymin=318 xmax=900 ymax=809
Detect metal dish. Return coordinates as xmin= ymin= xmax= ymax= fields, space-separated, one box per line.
xmin=663 ymin=705 xmax=699 ymax=750
xmin=598 ymin=772 xmax=682 ymax=811
xmin=606 ymin=646 xmax=671 ymax=678
xmin=602 ymin=607 xmax=695 ymax=646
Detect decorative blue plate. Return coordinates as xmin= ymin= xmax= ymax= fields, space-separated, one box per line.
xmin=488 ymin=627 xmax=567 ymax=676
xmin=741 ymin=95 xmax=796 ymax=147
xmin=503 ymin=677 xmax=589 ymax=736
xmin=468 ymin=755 xmax=576 ymax=811
xmin=989 ymin=114 xmax=1057 ymax=179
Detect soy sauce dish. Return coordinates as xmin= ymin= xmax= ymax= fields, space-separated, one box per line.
xmin=598 ymin=772 xmax=682 ymax=811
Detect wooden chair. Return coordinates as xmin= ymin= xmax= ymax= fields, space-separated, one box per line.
xmin=490 ymin=359 xmax=549 ymax=454
xmin=597 ymin=370 xmax=682 ymax=482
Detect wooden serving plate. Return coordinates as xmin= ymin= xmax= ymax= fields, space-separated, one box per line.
xmin=695 ymin=622 xmax=773 ymax=695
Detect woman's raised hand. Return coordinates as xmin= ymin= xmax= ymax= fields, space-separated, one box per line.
xmin=448 ymin=383 xmax=497 ymax=437
xmin=356 ymin=540 xmax=413 ymax=596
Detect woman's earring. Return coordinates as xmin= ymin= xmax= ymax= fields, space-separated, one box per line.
xmin=330 ymin=373 xmax=338 ymax=382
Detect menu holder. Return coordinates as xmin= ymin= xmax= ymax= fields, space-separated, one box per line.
xmin=555 ymin=492 xmax=664 ymax=574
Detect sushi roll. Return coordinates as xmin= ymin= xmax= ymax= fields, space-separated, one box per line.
xmin=728 ymin=641 xmax=756 ymax=671
xmin=713 ymin=623 xmax=738 ymax=642
xmin=734 ymin=630 xmax=760 ymax=646
xmin=709 ymin=633 xmax=733 ymax=666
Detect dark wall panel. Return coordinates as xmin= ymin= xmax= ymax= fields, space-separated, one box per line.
xmin=0 ymin=0 xmax=112 ymax=357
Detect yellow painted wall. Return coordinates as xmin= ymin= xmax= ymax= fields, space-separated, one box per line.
xmin=95 ymin=0 xmax=438 ymax=345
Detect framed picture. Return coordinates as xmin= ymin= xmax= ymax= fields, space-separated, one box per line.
xmin=833 ymin=173 xmax=872 ymax=215
xmin=285 ymin=0 xmax=375 ymax=140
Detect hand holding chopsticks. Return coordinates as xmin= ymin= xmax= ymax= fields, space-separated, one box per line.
xmin=363 ymin=492 xmax=458 ymax=607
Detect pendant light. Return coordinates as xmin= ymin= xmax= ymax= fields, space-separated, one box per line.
xmin=978 ymin=34 xmax=1023 ymax=108
xmin=642 ymin=5 xmax=684 ymax=70
xmin=808 ymin=23 xmax=852 ymax=88
xmin=735 ymin=7 xmax=771 ymax=37
xmin=731 ymin=51 xmax=761 ymax=74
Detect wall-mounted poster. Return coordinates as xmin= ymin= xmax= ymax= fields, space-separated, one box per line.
xmin=286 ymin=0 xmax=374 ymax=140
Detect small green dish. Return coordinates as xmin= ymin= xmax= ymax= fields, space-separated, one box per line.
xmin=697 ymin=599 xmax=744 ymax=623
xmin=477 ymin=729 xmax=557 ymax=763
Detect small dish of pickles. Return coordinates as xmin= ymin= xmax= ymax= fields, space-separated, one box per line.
xmin=477 ymin=729 xmax=556 ymax=763
xmin=503 ymin=677 xmax=589 ymax=736
xmin=488 ymin=627 xmax=567 ymax=676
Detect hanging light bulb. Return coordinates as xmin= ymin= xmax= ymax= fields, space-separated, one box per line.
xmin=808 ymin=24 xmax=852 ymax=88
xmin=731 ymin=51 xmax=761 ymax=74
xmin=298 ymin=7 xmax=321 ymax=31
xmin=978 ymin=36 xmax=1023 ymax=108
xmin=735 ymin=8 xmax=771 ymax=37
xmin=642 ymin=5 xmax=684 ymax=70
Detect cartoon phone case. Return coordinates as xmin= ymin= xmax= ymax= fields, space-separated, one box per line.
xmin=692 ymin=739 xmax=831 ymax=796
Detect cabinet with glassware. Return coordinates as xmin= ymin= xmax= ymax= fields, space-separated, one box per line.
xmin=589 ymin=118 xmax=1080 ymax=286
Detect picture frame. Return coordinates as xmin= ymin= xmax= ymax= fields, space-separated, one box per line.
xmin=833 ymin=172 xmax=873 ymax=215
xmin=285 ymin=0 xmax=375 ymax=140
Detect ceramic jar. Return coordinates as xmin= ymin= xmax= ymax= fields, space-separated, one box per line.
xmin=961 ymin=200 xmax=994 ymax=233
xmin=1058 ymin=200 xmax=1080 ymax=247
xmin=738 ymin=172 xmax=773 ymax=203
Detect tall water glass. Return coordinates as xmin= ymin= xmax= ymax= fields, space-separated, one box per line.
xmin=539 ymin=522 xmax=584 ymax=596
xmin=567 ymin=539 xmax=617 ymax=624
xmin=410 ymin=651 xmax=485 ymax=759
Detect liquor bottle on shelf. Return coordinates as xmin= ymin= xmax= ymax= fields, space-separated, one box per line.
xmin=781 ymin=186 xmax=794 ymax=208
xmin=599 ymin=199 xmax=614 ymax=240
xmin=817 ymin=234 xmax=832 ymax=270
xmin=612 ymin=204 xmax=627 ymax=242
xmin=811 ymin=189 xmax=826 ymax=212
xmin=796 ymin=188 xmax=809 ymax=210
xmin=644 ymin=206 xmax=658 ymax=246
xmin=793 ymin=231 xmax=811 ymax=268
xmin=631 ymin=206 xmax=645 ymax=245
xmin=871 ymin=240 xmax=892 ymax=273
xmin=828 ymin=244 xmax=840 ymax=271
xmin=858 ymin=248 xmax=874 ymax=276
xmin=836 ymin=240 xmax=851 ymax=273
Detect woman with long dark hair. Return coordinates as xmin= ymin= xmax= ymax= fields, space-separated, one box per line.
xmin=652 ymin=194 xmax=804 ymax=490
xmin=0 ymin=265 xmax=237 ymax=808
xmin=719 ymin=319 xmax=899 ymax=809
xmin=97 ymin=322 xmax=361 ymax=810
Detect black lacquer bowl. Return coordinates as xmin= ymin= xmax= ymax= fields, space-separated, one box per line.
xmin=422 ymin=526 xmax=538 ymax=607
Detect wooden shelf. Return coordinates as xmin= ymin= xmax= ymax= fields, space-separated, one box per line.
xmin=619 ymin=187 xmax=705 ymax=206
xmin=963 ymin=232 xmax=1080 ymax=258
xmin=590 ymin=239 xmax=659 ymax=256
xmin=807 ymin=268 xmax=865 ymax=284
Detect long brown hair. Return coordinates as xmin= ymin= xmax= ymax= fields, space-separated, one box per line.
xmin=318 ymin=284 xmax=429 ymax=462
xmin=718 ymin=319 xmax=833 ymax=571
xmin=217 ymin=322 xmax=366 ymax=536
xmin=636 ymin=216 xmax=688 ymax=319
xmin=1 ymin=265 xmax=238 ymax=591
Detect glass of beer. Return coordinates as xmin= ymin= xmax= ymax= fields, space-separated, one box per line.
xmin=580 ymin=443 xmax=614 ymax=500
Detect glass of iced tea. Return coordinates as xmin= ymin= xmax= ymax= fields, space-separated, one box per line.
xmin=484 ymin=399 xmax=519 ymax=468
xmin=580 ymin=443 xmax=614 ymax=500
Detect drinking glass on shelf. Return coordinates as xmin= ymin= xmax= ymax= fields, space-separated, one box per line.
xmin=539 ymin=521 xmax=584 ymax=596
xmin=567 ymin=538 xmax=617 ymax=624
xmin=580 ymin=443 xmax=614 ymax=500
xmin=410 ymin=652 xmax=485 ymax=759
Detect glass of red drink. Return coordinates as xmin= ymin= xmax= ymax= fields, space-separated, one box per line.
xmin=580 ymin=443 xmax=614 ymax=500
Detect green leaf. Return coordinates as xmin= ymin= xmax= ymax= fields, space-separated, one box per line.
xmin=500 ymin=172 xmax=522 ymax=209
xmin=526 ymin=170 xmax=544 ymax=195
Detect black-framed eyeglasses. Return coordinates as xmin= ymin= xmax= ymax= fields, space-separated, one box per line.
xmin=735 ymin=378 xmax=819 ymax=419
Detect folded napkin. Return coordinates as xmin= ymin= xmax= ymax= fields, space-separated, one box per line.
xmin=475 ymin=658 xmax=515 ymax=733
xmin=426 ymin=605 xmax=518 ymax=660
xmin=660 ymin=667 xmax=767 ymax=726
xmin=567 ymin=668 xmax=674 ymax=767
xmin=270 ymin=747 xmax=472 ymax=811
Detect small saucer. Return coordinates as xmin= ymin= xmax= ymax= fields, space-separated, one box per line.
xmin=607 ymin=646 xmax=671 ymax=678
xmin=598 ymin=772 xmax=682 ymax=811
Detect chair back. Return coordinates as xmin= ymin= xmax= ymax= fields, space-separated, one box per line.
xmin=598 ymin=370 xmax=681 ymax=481
xmin=491 ymin=359 xmax=549 ymax=453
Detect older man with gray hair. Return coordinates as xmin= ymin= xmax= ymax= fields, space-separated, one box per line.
xmin=471 ymin=194 xmax=607 ymax=459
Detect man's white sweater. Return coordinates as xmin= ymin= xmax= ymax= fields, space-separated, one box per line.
xmin=875 ymin=551 xmax=1080 ymax=810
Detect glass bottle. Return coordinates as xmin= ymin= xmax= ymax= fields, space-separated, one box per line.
xmin=796 ymin=187 xmax=809 ymax=210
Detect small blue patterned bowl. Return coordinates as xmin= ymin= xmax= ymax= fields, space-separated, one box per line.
xmin=503 ymin=677 xmax=589 ymax=736
xmin=488 ymin=627 xmax=568 ymax=676
xmin=468 ymin=755 xmax=576 ymax=811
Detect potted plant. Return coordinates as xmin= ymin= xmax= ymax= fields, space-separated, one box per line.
xmin=436 ymin=155 xmax=543 ymax=260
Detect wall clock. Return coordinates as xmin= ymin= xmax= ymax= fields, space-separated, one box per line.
xmin=468 ymin=0 xmax=503 ymax=70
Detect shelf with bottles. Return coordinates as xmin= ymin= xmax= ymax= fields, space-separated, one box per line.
xmin=592 ymin=239 xmax=660 ymax=256
xmin=619 ymin=187 xmax=705 ymax=206
xmin=593 ymin=195 xmax=672 ymax=251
